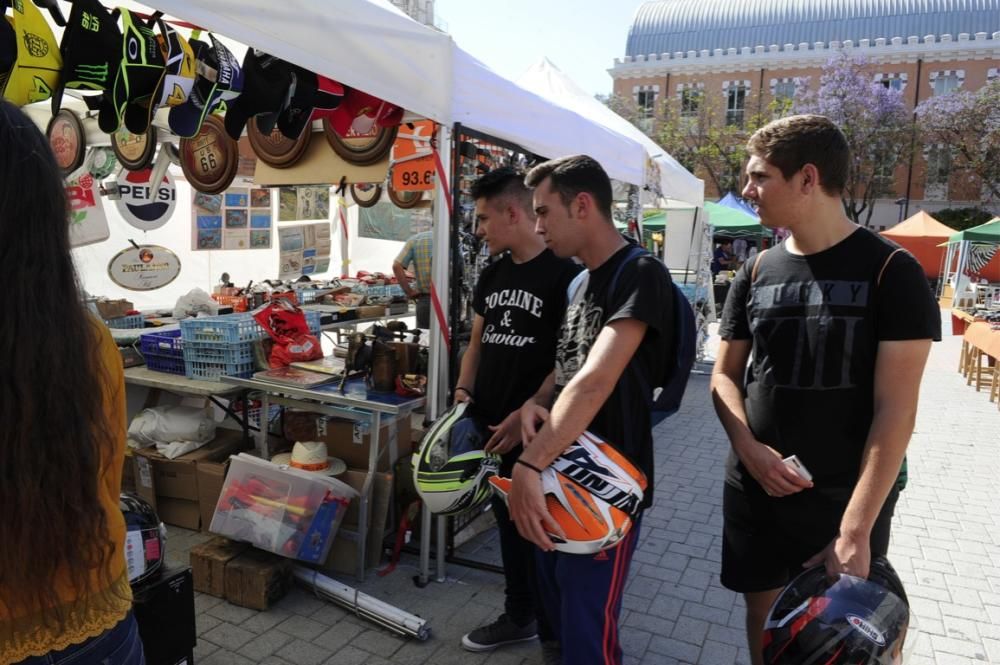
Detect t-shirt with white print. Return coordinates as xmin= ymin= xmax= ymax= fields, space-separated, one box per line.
xmin=554 ymin=243 xmax=674 ymax=509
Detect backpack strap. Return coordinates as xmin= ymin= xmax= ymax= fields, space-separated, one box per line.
xmin=877 ymin=248 xmax=906 ymax=287
xmin=750 ymin=249 xmax=769 ymax=283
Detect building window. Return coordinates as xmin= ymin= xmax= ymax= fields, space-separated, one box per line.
xmin=988 ymin=68 xmax=999 ymax=83
xmin=724 ymin=81 xmax=749 ymax=127
xmin=636 ymin=89 xmax=657 ymax=119
xmin=930 ymin=70 xmax=964 ymax=96
xmin=875 ymin=72 xmax=907 ymax=91
xmin=680 ymin=87 xmax=702 ymax=118
xmin=924 ymin=144 xmax=952 ymax=199
xmin=873 ymin=160 xmax=896 ymax=197
xmin=772 ymin=79 xmax=797 ymax=102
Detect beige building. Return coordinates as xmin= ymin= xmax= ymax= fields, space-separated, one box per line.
xmin=610 ymin=0 xmax=1000 ymax=229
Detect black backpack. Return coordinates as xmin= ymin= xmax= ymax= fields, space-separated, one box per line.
xmin=567 ymin=244 xmax=696 ymax=426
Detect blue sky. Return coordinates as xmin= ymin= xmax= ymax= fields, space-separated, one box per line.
xmin=435 ymin=1 xmax=644 ymax=97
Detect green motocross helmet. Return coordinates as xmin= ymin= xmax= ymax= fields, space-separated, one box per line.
xmin=412 ymin=401 xmax=500 ymax=516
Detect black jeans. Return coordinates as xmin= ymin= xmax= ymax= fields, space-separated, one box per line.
xmin=493 ymin=496 xmax=554 ymax=641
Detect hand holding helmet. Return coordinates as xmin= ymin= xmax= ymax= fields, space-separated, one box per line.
xmin=761 ymin=556 xmax=910 ymax=665
xmin=490 ymin=431 xmax=646 ymax=555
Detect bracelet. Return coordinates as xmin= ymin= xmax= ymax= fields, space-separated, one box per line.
xmin=455 ymin=387 xmax=474 ymax=399
xmin=516 ymin=458 xmax=545 ymax=474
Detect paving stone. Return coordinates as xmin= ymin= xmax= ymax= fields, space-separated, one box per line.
xmin=237 ymin=629 xmax=294 ymax=659
xmin=201 ymin=622 xmax=257 ymax=651
xmin=273 ymin=639 xmax=334 ymax=665
xmin=274 ymin=614 xmax=328 ymax=641
xmin=321 ymin=645 xmax=369 ymax=665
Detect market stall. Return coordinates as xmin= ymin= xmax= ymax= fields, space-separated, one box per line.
xmin=8 ymin=0 xmax=685 ymax=607
xmin=940 ymin=217 xmax=1000 ymax=310
xmin=880 ymin=210 xmax=954 ymax=280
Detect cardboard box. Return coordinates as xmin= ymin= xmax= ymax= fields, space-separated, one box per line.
xmin=133 ymin=430 xmax=247 ymax=530
xmin=224 ymin=548 xmax=291 ymax=610
xmin=283 ymin=410 xmax=410 ymax=471
xmin=94 ymin=298 xmax=134 ymax=319
xmin=197 ymin=452 xmax=233 ymax=533
xmin=189 ymin=537 xmax=249 ymax=597
xmin=121 ymin=448 xmax=136 ymax=494
xmin=319 ymin=468 xmax=393 ymax=576
xmin=357 ymin=304 xmax=386 ymax=319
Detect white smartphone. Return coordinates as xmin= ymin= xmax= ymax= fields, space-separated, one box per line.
xmin=782 ymin=455 xmax=813 ymax=482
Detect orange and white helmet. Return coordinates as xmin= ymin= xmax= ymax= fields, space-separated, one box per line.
xmin=489 ymin=431 xmax=647 ymax=554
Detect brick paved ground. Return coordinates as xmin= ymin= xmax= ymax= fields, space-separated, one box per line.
xmin=170 ymin=316 xmax=1000 ymax=664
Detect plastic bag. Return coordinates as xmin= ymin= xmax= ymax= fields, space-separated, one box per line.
xmin=253 ymin=300 xmax=323 ymax=368
xmin=128 ymin=406 xmax=217 ymax=448
xmin=173 ymin=288 xmax=220 ymax=319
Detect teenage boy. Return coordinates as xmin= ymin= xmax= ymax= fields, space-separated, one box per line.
xmin=710 ymin=115 xmax=940 ymax=665
xmin=456 ymin=167 xmax=581 ymax=661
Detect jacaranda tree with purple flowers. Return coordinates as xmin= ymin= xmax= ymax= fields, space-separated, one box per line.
xmin=794 ymin=53 xmax=912 ymax=227
xmin=916 ymin=79 xmax=1000 ymax=203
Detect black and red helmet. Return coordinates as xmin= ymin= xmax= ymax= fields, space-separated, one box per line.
xmin=762 ymin=557 xmax=909 ymax=665
xmin=120 ymin=492 xmax=166 ymax=587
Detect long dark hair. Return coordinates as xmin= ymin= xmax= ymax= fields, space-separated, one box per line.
xmin=0 ymin=101 xmax=116 ymax=623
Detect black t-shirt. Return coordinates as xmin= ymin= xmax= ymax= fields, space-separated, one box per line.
xmin=554 ymin=244 xmax=674 ymax=509
xmin=472 ymin=249 xmax=581 ymax=465
xmin=719 ymin=228 xmax=941 ymax=493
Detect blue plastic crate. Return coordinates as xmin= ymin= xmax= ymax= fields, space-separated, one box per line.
xmin=184 ymin=358 xmax=256 ymax=381
xmin=183 ymin=340 xmax=254 ymax=366
xmin=180 ymin=313 xmax=264 ymax=344
xmin=294 ymin=288 xmax=321 ymax=305
xmin=144 ymin=353 xmax=186 ymax=375
xmin=104 ymin=313 xmax=145 ymax=329
xmin=139 ymin=329 xmax=183 ymax=358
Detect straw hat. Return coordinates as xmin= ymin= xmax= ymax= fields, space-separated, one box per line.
xmin=271 ymin=441 xmax=346 ymax=476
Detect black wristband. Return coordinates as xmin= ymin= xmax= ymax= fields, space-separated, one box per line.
xmin=516 ymin=458 xmax=544 ymax=474
xmin=455 ymin=386 xmax=474 ymax=399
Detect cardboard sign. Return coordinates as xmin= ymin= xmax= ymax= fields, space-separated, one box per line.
xmin=115 ymin=169 xmax=177 ymax=231
xmin=66 ymin=167 xmax=110 ymax=248
xmin=108 ymin=245 xmax=182 ymax=291
xmin=389 ymin=120 xmax=436 ymax=192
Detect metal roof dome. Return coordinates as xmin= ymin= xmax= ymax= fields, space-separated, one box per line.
xmin=626 ymin=0 xmax=1000 ymax=56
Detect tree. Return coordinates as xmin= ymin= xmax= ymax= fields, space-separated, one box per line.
xmin=916 ymin=80 xmax=1000 ymax=203
xmin=933 ymin=207 xmax=995 ymax=232
xmin=654 ymin=88 xmax=779 ymax=196
xmin=793 ymin=53 xmax=912 ymax=227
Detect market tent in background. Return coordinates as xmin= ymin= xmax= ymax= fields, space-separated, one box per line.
xmin=705 ymin=201 xmax=772 ymax=239
xmin=880 ymin=211 xmax=955 ymax=278
xmin=516 ymin=57 xmax=704 ymax=206
xmin=946 ymin=217 xmax=1000 ymax=245
xmin=940 ymin=217 xmax=1000 ymax=305
xmin=716 ymin=192 xmax=760 ymax=220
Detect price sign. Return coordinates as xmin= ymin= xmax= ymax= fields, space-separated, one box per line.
xmin=391 ymin=157 xmax=436 ymax=192
xmin=390 ymin=120 xmax=437 ymax=192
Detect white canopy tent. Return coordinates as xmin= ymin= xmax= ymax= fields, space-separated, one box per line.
xmin=144 ymin=0 xmax=648 ymax=186
xmin=516 ymin=57 xmax=704 ymax=206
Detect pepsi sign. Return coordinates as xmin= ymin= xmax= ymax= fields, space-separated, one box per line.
xmin=115 ymin=168 xmax=177 ymax=231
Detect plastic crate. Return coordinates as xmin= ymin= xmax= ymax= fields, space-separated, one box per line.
xmin=180 ymin=313 xmax=264 ymax=345
xmin=104 ymin=313 xmax=145 ymax=329
xmin=211 ymin=294 xmax=249 ymax=312
xmin=139 ymin=329 xmax=183 ymax=358
xmin=209 ymin=454 xmax=357 ymax=562
xmin=183 ymin=340 xmax=254 ymax=366
xmin=144 ymin=353 xmax=186 ymax=375
xmin=304 ymin=310 xmax=322 ymax=333
xmin=184 ymin=358 xmax=256 ymax=381
xmin=294 ymin=288 xmax=321 ymax=305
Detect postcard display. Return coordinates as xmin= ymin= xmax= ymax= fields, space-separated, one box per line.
xmin=277 ymin=186 xmax=333 ymax=280
xmin=192 ymin=187 xmax=274 ymax=251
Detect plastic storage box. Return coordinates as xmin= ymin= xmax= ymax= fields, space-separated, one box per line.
xmin=209 ymin=454 xmax=357 ymax=563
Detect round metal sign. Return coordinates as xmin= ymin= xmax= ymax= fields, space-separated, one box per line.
xmin=112 ymin=125 xmax=158 ymax=171
xmin=115 ymin=168 xmax=177 ymax=231
xmin=46 ymin=109 xmax=86 ymax=176
xmin=247 ymin=116 xmax=310 ymax=168
xmin=180 ymin=115 xmax=238 ymax=194
xmin=107 ymin=245 xmax=182 ymax=291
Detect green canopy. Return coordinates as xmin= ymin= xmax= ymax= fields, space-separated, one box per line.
xmin=642 ymin=211 xmax=667 ymax=230
xmin=945 ymin=217 xmax=1000 ymax=244
xmin=705 ymin=202 xmax=772 ymax=238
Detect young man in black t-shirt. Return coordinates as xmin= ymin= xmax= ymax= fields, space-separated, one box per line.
xmin=511 ymin=155 xmax=674 ymax=665
xmin=711 ymin=115 xmax=941 ymax=665
xmin=455 ymin=168 xmax=581 ymax=660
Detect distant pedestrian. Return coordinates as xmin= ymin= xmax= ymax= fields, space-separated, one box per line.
xmin=710 ymin=114 xmax=940 ymax=665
